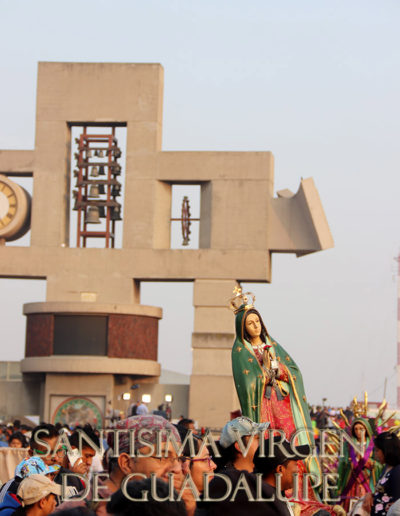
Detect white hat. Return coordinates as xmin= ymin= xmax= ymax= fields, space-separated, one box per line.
xmin=17 ymin=474 xmax=62 ymax=506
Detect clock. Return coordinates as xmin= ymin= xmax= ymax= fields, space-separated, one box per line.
xmin=0 ymin=174 xmax=31 ymax=241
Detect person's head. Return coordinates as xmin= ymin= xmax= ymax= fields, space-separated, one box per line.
xmin=175 ymin=425 xmax=216 ymax=492
xmin=374 ymin=431 xmax=400 ymax=466
xmin=15 ymin=457 xmax=60 ymax=481
xmin=9 ymin=431 xmax=27 ymax=448
xmin=17 ymin=474 xmax=62 ymax=516
xmin=217 ymin=417 xmax=269 ymax=470
xmin=107 ymin=478 xmax=186 ymax=516
xmin=14 ymin=419 xmax=21 ymax=430
xmin=29 ymin=424 xmax=64 ymax=466
xmin=69 ymin=424 xmax=100 ymax=473
xmin=107 ymin=415 xmax=182 ymax=486
xmin=186 ymin=443 xmax=216 ymax=493
xmin=178 ymin=418 xmax=195 ymax=431
xmin=243 ymin=309 xmax=268 ymax=344
xmin=253 ymin=437 xmax=310 ymax=491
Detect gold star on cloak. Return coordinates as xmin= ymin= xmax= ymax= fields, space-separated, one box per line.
xmin=251 ymin=404 xmax=258 ymax=410
xmin=248 ymin=358 xmax=253 ymax=363
xmin=237 ymin=346 xmax=242 ymax=352
xmin=243 ymin=369 xmax=250 ymax=375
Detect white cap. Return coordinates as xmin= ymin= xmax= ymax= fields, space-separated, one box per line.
xmin=17 ymin=474 xmax=62 ymax=506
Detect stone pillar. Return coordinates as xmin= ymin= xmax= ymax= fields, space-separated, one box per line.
xmin=189 ymin=279 xmax=240 ymax=428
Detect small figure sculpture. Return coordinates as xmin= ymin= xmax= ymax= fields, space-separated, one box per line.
xmin=337 ymin=396 xmax=383 ymax=512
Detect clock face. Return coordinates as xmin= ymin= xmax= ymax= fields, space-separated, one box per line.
xmin=0 ymin=175 xmax=31 ymax=241
xmin=0 ymin=181 xmax=18 ymax=230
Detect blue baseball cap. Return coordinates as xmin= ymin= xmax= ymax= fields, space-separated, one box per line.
xmin=219 ymin=416 xmax=270 ymax=448
xmin=15 ymin=457 xmax=60 ymax=479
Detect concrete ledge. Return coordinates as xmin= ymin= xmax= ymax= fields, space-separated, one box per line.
xmin=192 ymin=332 xmax=234 ymax=349
xmin=0 ymin=150 xmax=34 ymax=176
xmin=158 ymin=151 xmax=274 ymax=181
xmin=21 ymin=356 xmax=161 ymax=376
xmin=23 ymin=302 xmax=162 ymax=318
xmin=0 ymin=248 xmax=271 ymax=282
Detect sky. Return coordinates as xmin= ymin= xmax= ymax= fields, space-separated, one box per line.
xmin=1 ymin=0 xmax=400 ymax=408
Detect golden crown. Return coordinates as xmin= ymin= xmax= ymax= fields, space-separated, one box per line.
xmin=351 ymin=392 xmax=369 ymax=418
xmin=229 ymin=286 xmax=256 ymax=314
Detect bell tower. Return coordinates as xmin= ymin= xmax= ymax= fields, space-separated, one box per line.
xmin=0 ymin=62 xmax=333 ymax=427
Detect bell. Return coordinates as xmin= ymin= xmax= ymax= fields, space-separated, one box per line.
xmin=72 ymin=190 xmax=79 ymax=211
xmin=86 ymin=206 xmax=101 ymax=224
xmin=98 ymin=184 xmax=105 ymax=195
xmin=98 ymin=149 xmax=104 ymax=158
xmin=88 ymin=185 xmax=100 ymax=198
xmin=74 ymin=152 xmax=79 ymax=160
xmin=95 ymin=149 xmax=100 ymax=157
xmin=98 ymin=206 xmax=106 ymax=218
xmin=110 ymin=205 xmax=122 ymax=221
xmin=73 ymin=169 xmax=80 ymax=178
xmin=75 ymin=138 xmax=80 ymax=144
xmin=111 ymin=164 xmax=121 ymax=176
xmin=91 ymin=166 xmax=99 ymax=177
xmin=111 ymin=184 xmax=121 ymax=197
xmin=87 ymin=149 xmax=92 ymax=158
xmin=98 ymin=165 xmax=106 ymax=176
xmin=114 ymin=148 xmax=122 ymax=158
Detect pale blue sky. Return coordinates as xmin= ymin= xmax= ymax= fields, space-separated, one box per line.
xmin=1 ymin=0 xmax=400 ymax=407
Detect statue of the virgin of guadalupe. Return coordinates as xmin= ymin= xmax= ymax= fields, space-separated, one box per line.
xmin=230 ymin=287 xmax=322 ymax=499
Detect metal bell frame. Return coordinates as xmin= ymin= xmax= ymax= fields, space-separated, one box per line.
xmin=73 ymin=126 xmax=123 ymax=248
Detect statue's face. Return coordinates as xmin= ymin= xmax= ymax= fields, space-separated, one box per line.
xmin=245 ymin=313 xmax=262 ymax=338
xmin=353 ymin=423 xmax=367 ymax=441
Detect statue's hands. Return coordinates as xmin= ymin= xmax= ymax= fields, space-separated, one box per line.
xmin=264 ymin=369 xmax=273 ymax=384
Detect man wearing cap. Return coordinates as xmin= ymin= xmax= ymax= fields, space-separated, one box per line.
xmin=104 ymin=415 xmax=183 ymax=491
xmin=253 ymin=436 xmax=311 ymax=516
xmin=253 ymin=437 xmax=337 ymax=516
xmin=207 ymin=417 xmax=280 ymax=516
xmin=0 ymin=458 xmax=60 ymax=516
xmin=16 ymin=474 xmax=62 ymax=516
xmin=216 ymin=417 xmax=269 ymax=473
xmin=0 ymin=424 xmax=82 ymax=505
xmin=58 ymin=415 xmax=196 ymax=516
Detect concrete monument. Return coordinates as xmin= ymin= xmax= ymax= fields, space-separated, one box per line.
xmin=0 ymin=62 xmax=333 ymax=427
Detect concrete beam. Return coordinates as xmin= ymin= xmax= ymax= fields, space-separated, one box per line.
xmin=21 ymin=356 xmax=160 ymax=376
xmin=0 ymin=247 xmax=271 ymax=283
xmin=23 ymin=302 xmax=162 ymax=318
xmin=157 ymin=151 xmax=274 ymax=182
xmin=0 ymin=150 xmax=34 ymax=176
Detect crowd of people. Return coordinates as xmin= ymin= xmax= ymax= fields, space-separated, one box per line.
xmin=0 ymin=412 xmax=398 ymax=516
